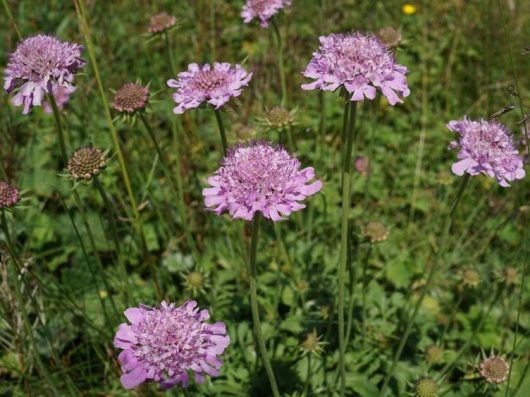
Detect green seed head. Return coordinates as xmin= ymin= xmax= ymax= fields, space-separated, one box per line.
xmin=414 ymin=378 xmax=439 ymax=397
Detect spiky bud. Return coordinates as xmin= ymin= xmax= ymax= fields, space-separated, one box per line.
xmin=461 ymin=268 xmax=480 ymax=288
xmin=425 ymin=345 xmax=444 ymax=365
xmin=479 ymin=355 xmax=509 ymax=384
xmin=264 ymin=106 xmax=295 ymax=130
xmin=300 ymin=331 xmax=325 ymax=357
xmin=500 ymin=267 xmax=518 ymax=285
xmin=414 ymin=378 xmax=439 ymax=397
xmin=186 ymin=272 xmax=205 ymax=289
xmin=68 ymin=147 xmax=106 ymax=181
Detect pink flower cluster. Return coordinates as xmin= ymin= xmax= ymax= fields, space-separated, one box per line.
xmin=302 ymin=32 xmax=410 ymax=105
xmin=448 ymin=117 xmax=525 ymax=187
xmin=4 ymin=35 xmax=85 ymax=114
xmin=167 ymin=63 xmax=252 ymax=114
xmin=114 ymin=300 xmax=230 ymax=390
xmin=203 ymin=142 xmax=322 ymax=221
xmin=241 ymin=0 xmax=292 ymax=27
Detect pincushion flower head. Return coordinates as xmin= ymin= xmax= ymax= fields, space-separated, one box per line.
xmin=203 ymin=142 xmax=322 ymax=221
xmin=447 ymin=117 xmax=525 ymax=187
xmin=301 ymin=32 xmax=410 ymax=105
xmin=0 ymin=182 xmax=20 ymax=209
xmin=113 ymin=300 xmax=230 ymax=390
xmin=167 ymin=63 xmax=252 ymax=114
xmin=241 ymin=0 xmax=292 ymax=27
xmin=112 ymin=82 xmax=150 ymax=114
xmin=147 ymin=12 xmax=177 ymax=34
xmin=4 ymin=35 xmax=85 ymax=114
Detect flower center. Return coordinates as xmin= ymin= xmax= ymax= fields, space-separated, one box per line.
xmin=249 ymin=0 xmax=269 ymax=12
xmin=133 ymin=309 xmax=208 ymax=380
xmin=193 ymin=70 xmax=227 ymax=92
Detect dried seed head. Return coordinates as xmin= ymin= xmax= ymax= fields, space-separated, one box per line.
xmin=147 ymin=12 xmax=177 ymax=34
xmin=377 ymin=26 xmax=402 ymax=48
xmin=264 ymin=106 xmax=295 ymax=129
xmin=414 ymin=378 xmax=439 ymax=397
xmin=461 ymin=268 xmax=480 ymax=288
xmin=362 ymin=221 xmax=389 ymax=243
xmin=112 ymin=83 xmax=149 ymax=114
xmin=479 ymin=355 xmax=509 ymax=384
xmin=68 ymin=147 xmax=107 ymax=181
xmin=0 ymin=182 xmax=20 ymax=209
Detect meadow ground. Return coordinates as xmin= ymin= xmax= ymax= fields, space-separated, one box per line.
xmin=1 ymin=0 xmax=529 ymax=396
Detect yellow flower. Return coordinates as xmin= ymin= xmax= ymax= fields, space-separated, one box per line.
xmin=402 ymin=3 xmax=417 ymax=15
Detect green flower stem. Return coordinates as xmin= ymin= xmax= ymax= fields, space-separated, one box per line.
xmin=163 ymin=31 xmax=176 ymax=74
xmin=2 ymin=0 xmax=22 ymax=40
xmin=73 ymin=0 xmax=139 ymax=221
xmin=305 ymin=354 xmax=312 ymax=397
xmin=338 ymin=100 xmax=357 ymax=397
xmin=381 ymin=173 xmax=471 ymax=396
xmin=248 ymin=215 xmax=280 ymax=397
xmin=271 ymin=18 xmax=287 ymax=107
xmin=93 ymin=176 xmax=131 ymax=305
xmin=214 ymin=108 xmax=228 ymax=155
xmin=48 ymin=94 xmax=68 ymax=166
xmin=1 ymin=211 xmax=63 ymax=395
xmin=139 ymin=113 xmax=198 ymax=261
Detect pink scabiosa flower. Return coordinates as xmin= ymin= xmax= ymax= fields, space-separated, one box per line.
xmin=0 ymin=182 xmax=20 ymax=209
xmin=4 ymin=35 xmax=85 ymax=114
xmin=113 ymin=300 xmax=230 ymax=390
xmin=241 ymin=0 xmax=292 ymax=27
xmin=301 ymin=32 xmax=410 ymax=105
xmin=167 ymin=63 xmax=252 ymax=114
xmin=447 ymin=117 xmax=525 ymax=187
xmin=203 ymin=142 xmax=322 ymax=221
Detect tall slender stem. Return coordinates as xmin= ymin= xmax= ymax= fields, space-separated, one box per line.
xmin=2 ymin=0 xmax=22 ymax=40
xmin=214 ymin=108 xmax=228 ymax=155
xmin=73 ymin=0 xmax=139 ymax=221
xmin=163 ymin=31 xmax=176 ymax=74
xmin=93 ymin=177 xmax=131 ymax=305
xmin=381 ymin=174 xmax=471 ymax=396
xmin=248 ymin=215 xmax=280 ymax=397
xmin=48 ymin=94 xmax=68 ymax=166
xmin=338 ymin=100 xmax=357 ymax=397
xmin=139 ymin=113 xmax=198 ymax=259
xmin=271 ymin=18 xmax=287 ymax=107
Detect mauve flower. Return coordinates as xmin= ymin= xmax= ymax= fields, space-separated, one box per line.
xmin=0 ymin=182 xmax=19 ymax=209
xmin=167 ymin=63 xmax=252 ymax=114
xmin=43 ymin=85 xmax=76 ymax=114
xmin=203 ymin=142 xmax=322 ymax=221
xmin=241 ymin=0 xmax=292 ymax=27
xmin=113 ymin=300 xmax=230 ymax=390
xmin=4 ymin=35 xmax=85 ymax=114
xmin=301 ymin=32 xmax=410 ymax=105
xmin=448 ymin=117 xmax=525 ymax=187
